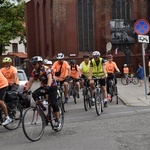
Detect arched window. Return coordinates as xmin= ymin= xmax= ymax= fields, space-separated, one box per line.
xmin=77 ymin=0 xmax=94 ymax=52
xmin=112 ymin=0 xmax=131 ymax=20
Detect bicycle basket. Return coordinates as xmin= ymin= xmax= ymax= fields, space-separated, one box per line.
xmin=5 ymin=91 xmax=18 ymax=103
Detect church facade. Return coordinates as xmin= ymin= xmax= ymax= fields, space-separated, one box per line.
xmin=25 ymin=0 xmax=150 ymax=73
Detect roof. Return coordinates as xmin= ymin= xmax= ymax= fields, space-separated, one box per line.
xmin=7 ymin=52 xmax=27 ymax=58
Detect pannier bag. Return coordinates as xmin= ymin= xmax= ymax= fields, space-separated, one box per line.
xmin=18 ymin=93 xmax=31 ymax=108
xmin=5 ymin=91 xmax=18 ymax=103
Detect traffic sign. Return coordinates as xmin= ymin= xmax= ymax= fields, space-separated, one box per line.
xmin=134 ymin=19 xmax=150 ymax=35
xmin=138 ymin=35 xmax=149 ymax=43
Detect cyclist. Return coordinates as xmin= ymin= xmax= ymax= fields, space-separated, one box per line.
xmin=88 ymin=51 xmax=108 ymax=107
xmin=123 ymin=64 xmax=129 ymax=76
xmin=105 ymin=54 xmax=120 ymax=100
xmin=69 ymin=59 xmax=81 ymax=98
xmin=1 ymin=57 xmax=19 ymax=92
xmin=0 ymin=70 xmax=12 ymax=125
xmin=79 ymin=54 xmax=91 ymax=89
xmin=44 ymin=59 xmax=53 ymax=69
xmin=25 ymin=56 xmax=61 ymax=130
xmin=52 ymin=53 xmax=70 ymax=103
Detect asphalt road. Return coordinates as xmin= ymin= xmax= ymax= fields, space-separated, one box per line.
xmin=1 ymin=82 xmax=150 ymax=150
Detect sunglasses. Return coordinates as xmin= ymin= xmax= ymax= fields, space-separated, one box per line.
xmin=32 ymin=63 xmax=37 ymax=66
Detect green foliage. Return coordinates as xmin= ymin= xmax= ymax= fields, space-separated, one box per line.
xmin=0 ymin=0 xmax=26 ymax=54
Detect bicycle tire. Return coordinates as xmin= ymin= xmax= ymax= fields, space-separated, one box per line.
xmin=4 ymin=104 xmax=22 ymax=130
xmin=95 ymin=92 xmax=102 ymax=116
xmin=22 ymin=106 xmax=46 ymax=142
xmin=83 ymin=88 xmax=89 ymax=111
xmin=50 ymin=104 xmax=64 ymax=132
xmin=121 ymin=77 xmax=128 ymax=85
xmin=113 ymin=86 xmax=118 ymax=104
xmin=132 ymin=77 xmax=139 ymax=85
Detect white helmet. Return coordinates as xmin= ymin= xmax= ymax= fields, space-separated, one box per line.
xmin=124 ymin=64 xmax=127 ymax=67
xmin=30 ymin=56 xmax=43 ymax=63
xmin=92 ymin=51 xmax=100 ymax=56
xmin=56 ymin=53 xmax=64 ymax=59
xmin=45 ymin=60 xmax=52 ymax=65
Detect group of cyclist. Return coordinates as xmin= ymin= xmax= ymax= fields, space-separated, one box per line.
xmin=0 ymin=50 xmax=120 ymax=128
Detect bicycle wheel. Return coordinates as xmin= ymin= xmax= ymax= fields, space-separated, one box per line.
xmin=83 ymin=88 xmax=89 ymax=111
xmin=4 ymin=104 xmax=22 ymax=130
xmin=121 ymin=77 xmax=128 ymax=85
xmin=49 ymin=104 xmax=64 ymax=132
xmin=95 ymin=91 xmax=102 ymax=116
xmin=72 ymin=89 xmax=77 ymax=104
xmin=132 ymin=77 xmax=139 ymax=85
xmin=113 ymin=86 xmax=118 ymax=104
xmin=22 ymin=106 xmax=46 ymax=142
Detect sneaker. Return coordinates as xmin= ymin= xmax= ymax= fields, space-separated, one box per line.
xmin=147 ymin=92 xmax=150 ymax=95
xmin=2 ymin=117 xmax=12 ymax=126
xmin=65 ymin=97 xmax=68 ymax=103
xmin=91 ymin=98 xmax=95 ymax=106
xmin=43 ymin=100 xmax=48 ymax=105
xmin=53 ymin=121 xmax=61 ymax=130
xmin=104 ymin=101 xmax=108 ymax=108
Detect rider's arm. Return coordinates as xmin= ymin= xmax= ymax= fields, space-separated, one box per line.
xmin=114 ymin=63 xmax=120 ymax=72
xmin=25 ymin=77 xmax=34 ymax=90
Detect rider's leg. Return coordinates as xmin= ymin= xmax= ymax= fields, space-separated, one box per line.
xmin=63 ymin=81 xmax=69 ymax=103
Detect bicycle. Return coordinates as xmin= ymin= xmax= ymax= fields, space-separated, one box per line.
xmin=69 ymin=78 xmax=80 ymax=104
xmin=57 ymin=81 xmax=66 ymax=112
xmin=0 ymin=90 xmax=28 ymax=130
xmin=108 ymin=76 xmax=118 ymax=104
xmin=22 ymin=91 xmax=64 ymax=142
xmin=82 ymin=78 xmax=92 ymax=111
xmin=92 ymin=77 xmax=103 ymax=116
xmin=121 ymin=73 xmax=139 ymax=85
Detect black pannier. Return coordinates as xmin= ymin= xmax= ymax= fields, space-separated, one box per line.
xmin=5 ymin=91 xmax=18 ymax=103
xmin=17 ymin=93 xmax=31 ymax=108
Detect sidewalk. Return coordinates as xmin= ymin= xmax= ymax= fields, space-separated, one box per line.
xmin=117 ymin=78 xmax=150 ymax=106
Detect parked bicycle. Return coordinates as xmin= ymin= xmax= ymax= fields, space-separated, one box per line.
xmin=92 ymin=77 xmax=103 ymax=116
xmin=82 ymin=78 xmax=92 ymax=111
xmin=121 ymin=73 xmax=139 ymax=85
xmin=108 ymin=76 xmax=118 ymax=104
xmin=22 ymin=91 xmax=64 ymax=142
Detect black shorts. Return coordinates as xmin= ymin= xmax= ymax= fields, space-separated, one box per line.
xmin=92 ymin=76 xmax=106 ymax=86
xmin=0 ymin=86 xmax=8 ymax=101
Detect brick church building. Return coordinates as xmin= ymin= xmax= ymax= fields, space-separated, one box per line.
xmin=25 ymin=0 xmax=150 ymax=74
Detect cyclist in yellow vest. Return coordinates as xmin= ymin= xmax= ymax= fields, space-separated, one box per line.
xmin=79 ymin=54 xmax=91 ymax=88
xmin=88 ymin=51 xmax=108 ymax=107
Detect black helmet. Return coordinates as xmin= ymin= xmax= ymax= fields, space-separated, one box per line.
xmin=70 ymin=59 xmax=76 ymax=65
xmin=30 ymin=56 xmax=43 ymax=63
xmin=83 ymin=54 xmax=89 ymax=58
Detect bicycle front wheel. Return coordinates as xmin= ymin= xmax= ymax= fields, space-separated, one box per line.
xmin=95 ymin=92 xmax=102 ymax=116
xmin=121 ymin=77 xmax=128 ymax=85
xmin=4 ymin=104 xmax=22 ymax=130
xmin=22 ymin=106 xmax=46 ymax=142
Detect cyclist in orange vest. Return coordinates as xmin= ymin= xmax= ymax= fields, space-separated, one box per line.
xmin=123 ymin=64 xmax=129 ymax=76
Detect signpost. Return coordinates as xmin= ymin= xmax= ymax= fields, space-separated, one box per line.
xmin=134 ymin=19 xmax=150 ymax=99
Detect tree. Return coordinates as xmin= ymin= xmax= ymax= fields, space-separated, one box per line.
xmin=0 ymin=0 xmax=26 ymax=55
